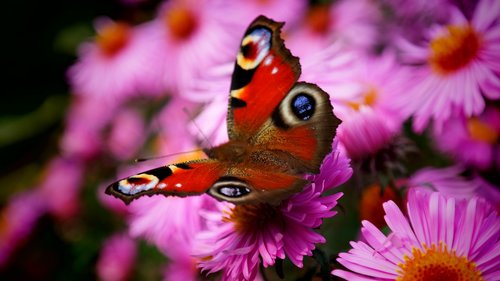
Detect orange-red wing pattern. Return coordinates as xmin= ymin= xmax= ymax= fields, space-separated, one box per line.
xmin=228 ymin=16 xmax=300 ymax=140
xmin=105 ymin=160 xmax=226 ymax=204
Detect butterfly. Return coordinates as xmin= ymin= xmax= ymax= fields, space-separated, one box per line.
xmin=106 ymin=15 xmax=340 ymax=205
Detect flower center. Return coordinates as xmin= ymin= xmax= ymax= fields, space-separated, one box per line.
xmin=224 ymin=203 xmax=281 ymax=235
xmin=306 ymin=5 xmax=331 ymax=34
xmin=96 ymin=22 xmax=131 ymax=57
xmin=397 ymin=243 xmax=484 ymax=281
xmin=467 ymin=117 xmax=498 ymax=144
xmin=346 ymin=86 xmax=377 ymax=111
xmin=429 ymin=24 xmax=482 ymax=75
xmin=164 ymin=6 xmax=198 ymax=40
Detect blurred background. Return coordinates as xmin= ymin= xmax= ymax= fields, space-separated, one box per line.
xmin=1 ymin=0 xmax=498 ymax=280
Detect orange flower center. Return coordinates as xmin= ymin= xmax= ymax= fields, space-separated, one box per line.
xmin=96 ymin=22 xmax=131 ymax=57
xmin=467 ymin=117 xmax=498 ymax=144
xmin=306 ymin=5 xmax=331 ymax=34
xmin=223 ymin=203 xmax=281 ymax=235
xmin=429 ymin=24 xmax=482 ymax=75
xmin=397 ymin=243 xmax=484 ymax=281
xmin=360 ymin=184 xmax=400 ymax=228
xmin=164 ymin=6 xmax=198 ymax=40
xmin=347 ymin=87 xmax=378 ymax=111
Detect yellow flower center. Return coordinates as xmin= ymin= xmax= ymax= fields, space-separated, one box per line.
xmin=397 ymin=243 xmax=484 ymax=281
xmin=467 ymin=117 xmax=498 ymax=144
xmin=347 ymin=87 xmax=378 ymax=111
xmin=96 ymin=22 xmax=131 ymax=57
xmin=223 ymin=203 xmax=281 ymax=235
xmin=164 ymin=6 xmax=198 ymax=40
xmin=429 ymin=24 xmax=482 ymax=75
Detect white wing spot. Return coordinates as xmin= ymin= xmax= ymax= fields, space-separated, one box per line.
xmin=271 ymin=67 xmax=278 ymax=74
xmin=175 ymin=183 xmax=182 ymax=188
xmin=157 ymin=183 xmax=167 ymax=189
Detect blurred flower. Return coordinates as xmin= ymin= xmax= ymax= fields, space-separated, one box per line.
xmin=39 ymin=157 xmax=85 ymax=220
xmin=394 ymin=0 xmax=500 ymax=131
xmin=0 ymin=192 xmax=46 ymax=267
xmin=332 ymin=53 xmax=409 ymax=160
xmin=96 ymin=233 xmax=137 ymax=281
xmin=433 ymin=106 xmax=500 ymax=171
xmin=68 ymin=18 xmax=165 ymax=101
xmin=287 ymin=0 xmax=381 ymax=58
xmin=106 ymin=108 xmax=146 ymax=161
xmin=333 ymin=189 xmax=500 ymax=280
xmin=194 ymin=143 xmax=351 ymax=280
xmin=60 ymin=96 xmax=118 ymax=161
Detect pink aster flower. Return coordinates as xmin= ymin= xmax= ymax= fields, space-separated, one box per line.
xmin=329 ymin=53 xmax=409 ymax=160
xmin=144 ymin=0 xmax=246 ymax=97
xmin=106 ymin=108 xmax=146 ymax=161
xmin=193 ymin=142 xmax=352 ymax=280
xmin=286 ymin=0 xmax=381 ymax=58
xmin=68 ymin=18 xmax=165 ymax=101
xmin=433 ymin=106 xmax=500 ymax=171
xmin=394 ymin=0 xmax=500 ymax=132
xmin=333 ymin=189 xmax=500 ymax=280
xmin=39 ymin=157 xmax=85 ymax=220
xmin=96 ymin=233 xmax=137 ymax=281
xmin=0 ymin=191 xmax=46 ymax=267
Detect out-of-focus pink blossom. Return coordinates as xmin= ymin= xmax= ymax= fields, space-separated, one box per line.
xmin=96 ymin=233 xmax=137 ymax=281
xmin=433 ymin=106 xmax=500 ymax=171
xmin=106 ymin=108 xmax=146 ymax=161
xmin=0 ymin=192 xmax=46 ymax=267
xmin=68 ymin=18 xmax=165 ymax=101
xmin=39 ymin=157 xmax=84 ymax=220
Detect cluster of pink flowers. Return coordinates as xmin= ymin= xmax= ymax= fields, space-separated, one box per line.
xmin=1 ymin=0 xmax=498 ymax=280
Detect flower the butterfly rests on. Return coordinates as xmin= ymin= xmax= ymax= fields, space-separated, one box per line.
xmin=106 ymin=16 xmax=341 ymax=205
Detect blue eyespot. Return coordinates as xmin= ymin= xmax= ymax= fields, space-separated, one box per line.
xmin=292 ymin=94 xmax=315 ymax=120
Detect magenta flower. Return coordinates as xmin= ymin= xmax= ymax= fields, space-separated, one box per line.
xmin=333 ymin=189 xmax=500 ymax=280
xmin=0 ymin=192 xmax=46 ymax=267
xmin=394 ymin=0 xmax=500 ymax=131
xmin=39 ymin=157 xmax=85 ymax=220
xmin=328 ymin=53 xmax=409 ymax=160
xmin=433 ymin=106 xmax=500 ymax=171
xmin=287 ymin=0 xmax=381 ymax=58
xmin=193 ymin=142 xmax=352 ymax=280
xmin=106 ymin=108 xmax=146 ymax=161
xmin=68 ymin=18 xmax=165 ymax=101
xmin=96 ymin=233 xmax=137 ymax=281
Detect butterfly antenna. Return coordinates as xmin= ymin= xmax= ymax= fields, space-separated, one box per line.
xmin=135 ymin=148 xmax=204 ymax=162
xmin=182 ymin=107 xmax=213 ymax=149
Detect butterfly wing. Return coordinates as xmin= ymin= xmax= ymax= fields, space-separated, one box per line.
xmin=227 ymin=16 xmax=340 ymax=174
xmin=105 ymin=159 xmax=226 ymax=204
xmin=227 ymin=16 xmax=301 ymax=141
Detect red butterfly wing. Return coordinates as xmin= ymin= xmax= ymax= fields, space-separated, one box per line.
xmin=228 ymin=16 xmax=301 ymax=141
xmin=106 ymin=160 xmax=226 ymax=204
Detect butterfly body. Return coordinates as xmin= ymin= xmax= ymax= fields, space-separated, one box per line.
xmin=106 ymin=16 xmax=340 ymax=205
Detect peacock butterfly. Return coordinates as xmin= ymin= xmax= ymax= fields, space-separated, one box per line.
xmin=106 ymin=16 xmax=340 ymax=205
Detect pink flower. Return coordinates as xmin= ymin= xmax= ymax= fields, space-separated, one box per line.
xmin=0 ymin=192 xmax=46 ymax=267
xmin=328 ymin=53 xmax=409 ymax=160
xmin=286 ymin=0 xmax=381 ymax=58
xmin=433 ymin=106 xmax=500 ymax=171
xmin=193 ymin=142 xmax=352 ymax=280
xmin=39 ymin=157 xmax=85 ymax=220
xmin=394 ymin=0 xmax=500 ymax=131
xmin=96 ymin=233 xmax=137 ymax=281
xmin=145 ymin=0 xmax=246 ymax=97
xmin=106 ymin=108 xmax=146 ymax=161
xmin=333 ymin=189 xmax=500 ymax=280
xmin=68 ymin=18 xmax=165 ymax=101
